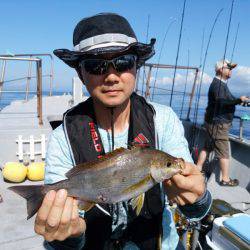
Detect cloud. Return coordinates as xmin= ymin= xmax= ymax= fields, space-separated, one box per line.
xmin=234 ymin=66 xmax=250 ymax=81
xmin=142 ymin=70 xmax=213 ymax=89
xmin=229 ymin=65 xmax=250 ymax=94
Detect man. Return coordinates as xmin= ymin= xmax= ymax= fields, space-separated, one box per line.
xmin=35 ymin=13 xmax=211 ymax=249
xmin=196 ymin=59 xmax=249 ymax=186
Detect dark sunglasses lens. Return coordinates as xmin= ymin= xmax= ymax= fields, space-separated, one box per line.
xmin=114 ymin=55 xmax=136 ymax=72
xmin=83 ymin=59 xmax=107 ymax=75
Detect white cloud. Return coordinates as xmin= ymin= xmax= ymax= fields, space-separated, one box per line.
xmin=234 ymin=66 xmax=250 ymax=81
xmin=146 ymin=70 xmax=213 ymax=87
xmin=229 ymin=65 xmax=250 ymax=94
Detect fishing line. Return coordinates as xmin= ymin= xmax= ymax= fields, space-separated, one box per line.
xmin=110 ymin=107 xmax=114 ymax=151
xmin=169 ymin=0 xmax=187 ymax=107
xmin=141 ymin=14 xmax=151 ymax=96
xmin=151 ymin=18 xmax=177 ymax=100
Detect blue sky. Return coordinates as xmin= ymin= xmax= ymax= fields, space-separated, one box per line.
xmin=0 ymin=0 xmax=250 ymax=94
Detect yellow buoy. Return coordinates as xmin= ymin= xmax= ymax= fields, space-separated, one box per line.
xmin=27 ymin=162 xmax=45 ymax=181
xmin=2 ymin=162 xmax=27 ymax=183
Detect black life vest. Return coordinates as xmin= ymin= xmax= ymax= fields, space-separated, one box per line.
xmin=63 ymin=92 xmax=163 ymax=250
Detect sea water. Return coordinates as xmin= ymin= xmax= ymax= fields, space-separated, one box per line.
xmin=0 ymin=91 xmax=249 ymax=140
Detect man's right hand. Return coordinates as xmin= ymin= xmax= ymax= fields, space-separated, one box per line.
xmin=34 ymin=189 xmax=86 ymax=242
xmin=240 ymin=96 xmax=250 ymax=102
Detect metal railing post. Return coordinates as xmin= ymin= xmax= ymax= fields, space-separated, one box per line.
xmin=239 ymin=119 xmax=243 ymax=140
xmin=36 ymin=59 xmax=43 ymax=125
xmin=145 ymin=66 xmax=152 ymax=100
xmin=49 ymin=56 xmax=54 ymax=96
xmin=0 ymin=60 xmax=7 ymax=100
xmin=186 ymin=68 xmax=199 ymax=120
xmin=25 ymin=59 xmax=32 ymax=101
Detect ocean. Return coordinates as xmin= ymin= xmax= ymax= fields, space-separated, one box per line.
xmin=0 ymin=91 xmax=249 ymax=140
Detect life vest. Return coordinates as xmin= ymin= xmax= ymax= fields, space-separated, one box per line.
xmin=63 ymin=92 xmax=163 ymax=250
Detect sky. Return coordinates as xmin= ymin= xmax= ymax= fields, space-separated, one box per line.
xmin=0 ymin=0 xmax=250 ymax=95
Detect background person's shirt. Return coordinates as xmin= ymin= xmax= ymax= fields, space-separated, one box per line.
xmin=45 ymin=102 xmax=209 ymax=250
xmin=205 ymin=77 xmax=242 ymax=124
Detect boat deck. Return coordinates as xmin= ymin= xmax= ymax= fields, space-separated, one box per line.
xmin=0 ymin=94 xmax=74 ymax=249
xmin=0 ymin=95 xmax=249 ymax=249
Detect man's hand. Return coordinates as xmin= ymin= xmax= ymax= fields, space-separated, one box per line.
xmin=163 ymin=162 xmax=205 ymax=206
xmin=34 ymin=189 xmax=86 ymax=242
xmin=240 ymin=96 xmax=250 ymax=102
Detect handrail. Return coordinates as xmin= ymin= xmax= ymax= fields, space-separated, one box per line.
xmin=141 ymin=63 xmax=199 ymax=120
xmin=0 ymin=53 xmax=54 ymax=96
xmin=233 ymin=115 xmax=250 ymax=140
xmin=0 ymin=56 xmax=43 ymax=125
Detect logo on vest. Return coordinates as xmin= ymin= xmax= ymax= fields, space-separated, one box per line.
xmin=133 ymin=133 xmax=149 ymax=146
xmin=89 ymin=122 xmax=102 ymax=153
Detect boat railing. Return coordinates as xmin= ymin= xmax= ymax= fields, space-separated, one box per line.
xmin=139 ymin=63 xmax=250 ymax=141
xmin=0 ymin=54 xmax=54 ymax=125
xmin=233 ymin=114 xmax=250 ymax=141
xmin=136 ymin=63 xmax=199 ymax=121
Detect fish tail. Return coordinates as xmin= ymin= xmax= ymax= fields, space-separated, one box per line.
xmin=8 ymin=185 xmax=45 ymax=219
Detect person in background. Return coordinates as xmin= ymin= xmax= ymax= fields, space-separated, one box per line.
xmin=196 ymin=59 xmax=249 ymax=186
xmin=34 ymin=13 xmax=212 ymax=249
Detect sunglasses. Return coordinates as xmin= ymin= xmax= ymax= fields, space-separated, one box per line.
xmin=80 ymin=54 xmax=137 ymax=75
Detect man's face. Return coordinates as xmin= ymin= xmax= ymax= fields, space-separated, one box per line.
xmin=219 ymin=64 xmax=232 ymax=79
xmin=80 ymin=53 xmax=137 ymax=107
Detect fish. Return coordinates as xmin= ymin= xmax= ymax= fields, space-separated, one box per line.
xmin=8 ymin=146 xmax=185 ymax=219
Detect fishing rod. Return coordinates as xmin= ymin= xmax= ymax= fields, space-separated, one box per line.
xmin=141 ymin=14 xmax=151 ymax=96
xmin=230 ymin=22 xmax=240 ymax=62
xmin=199 ymin=28 xmax=205 ymax=69
xmin=192 ymin=0 xmax=236 ymax=159
xmin=151 ymin=18 xmax=177 ymax=100
xmin=169 ymin=0 xmax=187 ymax=107
xmin=189 ymin=8 xmax=224 ymax=150
xmin=180 ymin=48 xmax=190 ymax=119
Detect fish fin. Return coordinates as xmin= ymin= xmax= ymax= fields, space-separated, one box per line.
xmin=130 ymin=193 xmax=145 ymax=216
xmin=8 ymin=185 xmax=45 ymax=219
xmin=66 ymin=147 xmax=127 ymax=178
xmin=128 ymin=142 xmax=150 ymax=149
xmin=78 ymin=200 xmax=95 ymax=212
xmin=101 ymin=147 xmax=127 ymax=159
xmin=122 ymin=175 xmax=153 ymax=195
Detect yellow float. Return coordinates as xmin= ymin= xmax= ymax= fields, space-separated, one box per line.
xmin=2 ymin=162 xmax=27 ymax=183
xmin=27 ymin=162 xmax=45 ymax=181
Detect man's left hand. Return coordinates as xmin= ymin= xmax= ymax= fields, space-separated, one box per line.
xmin=163 ymin=162 xmax=205 ymax=206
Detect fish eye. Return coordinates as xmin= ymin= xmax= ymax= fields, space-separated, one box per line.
xmin=167 ymin=162 xmax=171 ymax=167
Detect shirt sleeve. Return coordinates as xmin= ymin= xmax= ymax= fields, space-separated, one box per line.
xmin=212 ymin=82 xmax=241 ymax=106
xmin=153 ymin=103 xmax=212 ymax=220
xmin=45 ymin=124 xmax=75 ymax=184
xmin=157 ymin=105 xmax=193 ymax=163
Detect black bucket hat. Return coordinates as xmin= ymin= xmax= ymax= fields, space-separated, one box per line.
xmin=53 ymin=13 xmax=156 ymax=68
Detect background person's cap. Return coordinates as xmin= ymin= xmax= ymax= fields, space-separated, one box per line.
xmin=215 ymin=59 xmax=237 ymax=71
xmin=54 ymin=13 xmax=156 ymax=68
